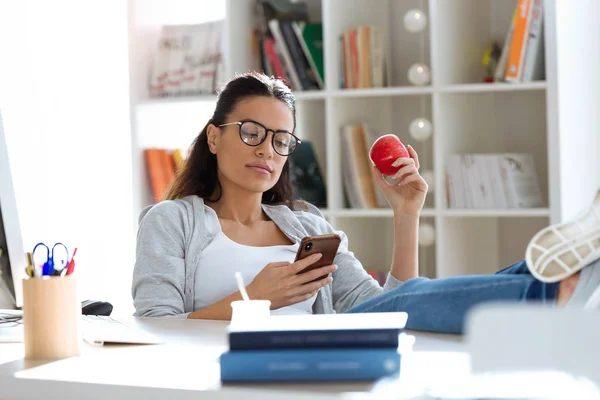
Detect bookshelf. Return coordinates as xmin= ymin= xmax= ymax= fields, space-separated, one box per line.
xmin=127 ymin=0 xmax=600 ymax=280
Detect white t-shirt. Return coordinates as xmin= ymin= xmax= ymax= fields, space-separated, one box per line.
xmin=193 ymin=208 xmax=317 ymax=315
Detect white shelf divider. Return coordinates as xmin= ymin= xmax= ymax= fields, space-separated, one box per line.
xmin=439 ymin=81 xmax=548 ymax=94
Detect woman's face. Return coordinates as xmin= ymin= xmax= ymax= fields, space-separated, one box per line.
xmin=207 ymin=96 xmax=295 ymax=196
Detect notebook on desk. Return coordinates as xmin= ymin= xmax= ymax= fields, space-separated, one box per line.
xmin=81 ymin=315 xmax=163 ymax=346
xmin=0 ymin=313 xmax=163 ymax=346
xmin=0 ymin=309 xmax=23 ymax=343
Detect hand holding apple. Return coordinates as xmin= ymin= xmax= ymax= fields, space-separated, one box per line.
xmin=368 ymin=134 xmax=410 ymax=176
xmin=368 ymin=135 xmax=428 ymax=216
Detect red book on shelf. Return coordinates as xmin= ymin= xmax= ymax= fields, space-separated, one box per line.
xmin=145 ymin=149 xmax=168 ymax=203
xmin=145 ymin=148 xmax=176 ymax=203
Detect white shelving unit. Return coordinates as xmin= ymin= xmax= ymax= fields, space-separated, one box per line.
xmin=127 ymin=0 xmax=600 ymax=279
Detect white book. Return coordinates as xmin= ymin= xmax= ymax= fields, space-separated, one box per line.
xmin=474 ymin=155 xmax=494 ymax=208
xmin=453 ymin=155 xmax=467 ymax=208
xmin=495 ymin=6 xmax=517 ymax=82
xmin=498 ymin=153 xmax=544 ymax=208
xmin=486 ymin=155 xmax=509 ymax=209
xmin=148 ymin=28 xmax=170 ymax=97
xmin=369 ymin=26 xmax=385 ymax=88
xmin=340 ymin=125 xmax=363 ymax=208
xmin=460 ymin=155 xmax=477 ymax=208
xmin=521 ymin=0 xmax=545 ymax=82
xmin=445 ymin=155 xmax=460 ymax=208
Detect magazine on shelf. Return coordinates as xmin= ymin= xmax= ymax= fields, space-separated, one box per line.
xmin=148 ymin=20 xmax=224 ymax=98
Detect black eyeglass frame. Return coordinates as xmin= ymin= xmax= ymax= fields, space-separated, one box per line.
xmin=218 ymin=119 xmax=301 ymax=156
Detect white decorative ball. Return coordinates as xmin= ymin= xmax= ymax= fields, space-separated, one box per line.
xmin=404 ymin=9 xmax=428 ymax=33
xmin=421 ymin=169 xmax=434 ymax=192
xmin=409 ymin=117 xmax=433 ymax=141
xmin=418 ymin=223 xmax=436 ymax=247
xmin=408 ymin=63 xmax=430 ymax=86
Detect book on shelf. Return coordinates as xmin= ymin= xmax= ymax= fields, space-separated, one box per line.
xmin=341 ymin=123 xmax=389 ymax=209
xmin=148 ymin=21 xmax=224 ymax=98
xmin=366 ymin=269 xmax=387 ymax=287
xmin=495 ymin=0 xmax=545 ymax=83
xmin=289 ymin=140 xmax=327 ymax=208
xmin=339 ymin=25 xmax=385 ymax=89
xmin=253 ymin=0 xmax=324 ymax=91
xmin=445 ymin=153 xmax=544 ymax=209
xmin=144 ymin=147 xmax=188 ymax=203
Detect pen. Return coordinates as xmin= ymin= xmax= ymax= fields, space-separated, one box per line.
xmin=65 ymin=247 xmax=77 ymax=276
xmin=25 ymin=252 xmax=34 ymax=278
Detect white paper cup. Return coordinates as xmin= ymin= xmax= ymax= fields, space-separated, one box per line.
xmin=230 ymin=300 xmax=271 ymax=327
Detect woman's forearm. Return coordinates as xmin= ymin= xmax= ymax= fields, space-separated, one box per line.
xmin=187 ymin=291 xmax=245 ymax=320
xmin=390 ymin=213 xmax=419 ymax=281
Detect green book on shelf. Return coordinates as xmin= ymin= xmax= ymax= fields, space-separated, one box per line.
xmin=292 ymin=21 xmax=324 ymax=88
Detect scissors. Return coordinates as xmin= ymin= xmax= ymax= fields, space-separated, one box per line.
xmin=32 ymin=242 xmax=69 ymax=277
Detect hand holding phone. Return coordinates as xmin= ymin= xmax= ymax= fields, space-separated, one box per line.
xmin=295 ymin=234 xmax=341 ymax=281
xmin=245 ymin=234 xmax=340 ymax=310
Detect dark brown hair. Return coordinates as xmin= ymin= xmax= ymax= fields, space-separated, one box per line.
xmin=164 ymin=72 xmax=297 ymax=204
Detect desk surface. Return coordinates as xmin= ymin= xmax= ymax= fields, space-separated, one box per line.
xmin=0 ymin=317 xmax=467 ymax=400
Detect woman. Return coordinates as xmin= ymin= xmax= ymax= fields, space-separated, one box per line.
xmin=132 ymin=72 xmax=600 ymax=334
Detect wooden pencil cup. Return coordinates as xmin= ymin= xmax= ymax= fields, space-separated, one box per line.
xmin=22 ymin=276 xmax=81 ymax=360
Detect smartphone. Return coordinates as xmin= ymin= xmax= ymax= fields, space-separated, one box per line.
xmin=294 ymin=234 xmax=341 ymax=281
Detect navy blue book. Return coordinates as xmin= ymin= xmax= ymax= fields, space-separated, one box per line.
xmin=227 ymin=312 xmax=407 ymax=351
xmin=220 ymin=347 xmax=400 ymax=382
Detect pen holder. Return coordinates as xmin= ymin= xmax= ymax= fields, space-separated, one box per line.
xmin=22 ymin=276 xmax=81 ymax=360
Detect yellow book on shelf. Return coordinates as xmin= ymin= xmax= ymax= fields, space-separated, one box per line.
xmin=172 ymin=148 xmax=186 ymax=171
xmin=505 ymin=0 xmax=533 ymax=82
xmin=357 ymin=26 xmax=372 ymax=88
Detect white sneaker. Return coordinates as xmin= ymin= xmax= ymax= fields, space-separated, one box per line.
xmin=525 ymin=189 xmax=600 ymax=283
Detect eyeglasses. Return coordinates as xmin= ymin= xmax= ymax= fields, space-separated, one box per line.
xmin=218 ymin=119 xmax=301 ymax=156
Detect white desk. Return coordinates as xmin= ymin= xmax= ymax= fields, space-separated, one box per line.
xmin=0 ymin=317 xmax=468 ymax=400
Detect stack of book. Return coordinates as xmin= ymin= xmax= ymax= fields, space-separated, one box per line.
xmin=220 ymin=312 xmax=407 ymax=383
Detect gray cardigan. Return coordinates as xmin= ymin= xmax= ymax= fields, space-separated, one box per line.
xmin=131 ymin=195 xmax=402 ymax=318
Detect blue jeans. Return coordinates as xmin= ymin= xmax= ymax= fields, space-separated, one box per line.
xmin=344 ymin=260 xmax=559 ymax=334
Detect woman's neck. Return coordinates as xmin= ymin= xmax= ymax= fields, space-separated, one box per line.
xmin=207 ymin=189 xmax=266 ymax=225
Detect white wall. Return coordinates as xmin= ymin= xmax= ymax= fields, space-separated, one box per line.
xmin=551 ymin=0 xmax=600 ymax=221
xmin=0 ymin=1 xmax=135 ymax=315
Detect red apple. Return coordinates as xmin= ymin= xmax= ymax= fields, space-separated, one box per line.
xmin=369 ymin=134 xmax=410 ymax=176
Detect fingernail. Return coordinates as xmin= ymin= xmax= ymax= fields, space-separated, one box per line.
xmin=392 ymin=160 xmax=400 ymax=167
xmin=326 ymin=277 xmax=333 ymax=283
xmin=332 ymin=264 xmax=338 ymax=270
xmin=313 ymin=253 xmax=322 ymax=259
